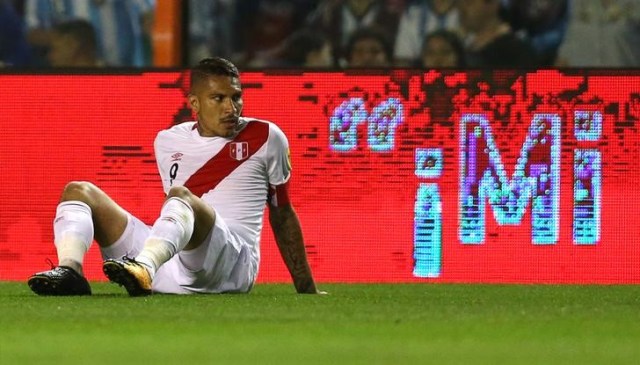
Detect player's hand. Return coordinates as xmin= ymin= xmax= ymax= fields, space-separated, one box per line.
xmin=301 ymin=290 xmax=328 ymax=295
xmin=296 ymin=283 xmax=328 ymax=294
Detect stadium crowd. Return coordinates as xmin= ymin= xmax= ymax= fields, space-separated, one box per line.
xmin=1 ymin=0 xmax=640 ymax=69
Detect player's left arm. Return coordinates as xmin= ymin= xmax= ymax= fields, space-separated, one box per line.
xmin=268 ymin=188 xmax=323 ymax=294
xmin=266 ymin=122 xmax=324 ymax=294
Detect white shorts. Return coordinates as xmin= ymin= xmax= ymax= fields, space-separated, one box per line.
xmin=100 ymin=211 xmax=257 ymax=294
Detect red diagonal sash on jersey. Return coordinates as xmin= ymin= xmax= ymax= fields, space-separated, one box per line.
xmin=184 ymin=121 xmax=270 ymax=197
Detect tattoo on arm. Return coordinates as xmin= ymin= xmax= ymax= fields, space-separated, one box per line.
xmin=270 ymin=204 xmax=317 ymax=293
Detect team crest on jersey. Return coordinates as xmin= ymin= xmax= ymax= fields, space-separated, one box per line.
xmin=230 ymin=142 xmax=249 ymax=161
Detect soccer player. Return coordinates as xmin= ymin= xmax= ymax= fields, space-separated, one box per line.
xmin=27 ymin=57 xmax=323 ymax=296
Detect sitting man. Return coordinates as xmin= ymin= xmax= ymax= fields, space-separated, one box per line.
xmin=28 ymin=57 xmax=323 ymax=296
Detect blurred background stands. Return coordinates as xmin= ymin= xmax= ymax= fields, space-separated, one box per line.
xmin=0 ymin=0 xmax=638 ymax=69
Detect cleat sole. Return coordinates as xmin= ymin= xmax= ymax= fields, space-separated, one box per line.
xmin=28 ymin=276 xmax=57 ymax=296
xmin=103 ymin=261 xmax=152 ymax=297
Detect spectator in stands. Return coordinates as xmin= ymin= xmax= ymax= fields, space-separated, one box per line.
xmin=48 ymin=19 xmax=100 ymax=67
xmin=0 ymin=0 xmax=31 ymax=67
xmin=188 ymin=0 xmax=237 ymax=66
xmin=394 ymin=0 xmax=461 ymax=66
xmin=557 ymin=0 xmax=640 ymax=67
xmin=274 ymin=29 xmax=334 ymax=68
xmin=501 ymin=0 xmax=569 ymax=66
xmin=420 ymin=29 xmax=466 ymax=68
xmin=235 ymin=0 xmax=316 ymax=67
xmin=24 ymin=0 xmax=154 ymax=67
xmin=306 ymin=0 xmax=404 ymax=67
xmin=458 ymin=0 xmax=536 ymax=67
xmin=344 ymin=26 xmax=393 ymax=68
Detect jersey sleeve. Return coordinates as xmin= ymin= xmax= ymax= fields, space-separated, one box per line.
xmin=153 ymin=130 xmax=171 ymax=194
xmin=266 ymin=123 xmax=292 ymax=187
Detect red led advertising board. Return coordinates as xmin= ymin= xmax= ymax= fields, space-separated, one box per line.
xmin=0 ymin=70 xmax=638 ymax=283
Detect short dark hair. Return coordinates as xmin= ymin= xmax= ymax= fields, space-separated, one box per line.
xmin=345 ymin=27 xmax=393 ymax=64
xmin=281 ymin=29 xmax=329 ymax=66
xmin=421 ymin=30 xmax=466 ymax=67
xmin=190 ymin=57 xmax=239 ymax=89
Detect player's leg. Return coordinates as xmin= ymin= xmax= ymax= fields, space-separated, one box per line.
xmin=163 ymin=214 xmax=256 ymax=294
xmin=56 ymin=181 xmax=130 ymax=269
xmin=28 ymin=181 xmax=130 ymax=296
xmin=103 ymin=186 xmax=215 ymax=296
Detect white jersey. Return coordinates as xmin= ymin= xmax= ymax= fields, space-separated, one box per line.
xmin=154 ymin=117 xmax=291 ymax=267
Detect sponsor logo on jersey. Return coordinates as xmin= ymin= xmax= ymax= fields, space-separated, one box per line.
xmin=171 ymin=152 xmax=183 ymax=161
xmin=230 ymin=142 xmax=249 ymax=161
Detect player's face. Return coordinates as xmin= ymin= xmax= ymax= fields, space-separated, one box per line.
xmin=189 ymin=74 xmax=243 ymax=138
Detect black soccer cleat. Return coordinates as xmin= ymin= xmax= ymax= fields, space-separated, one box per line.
xmin=28 ymin=266 xmax=92 ymax=296
xmin=103 ymin=257 xmax=152 ymax=297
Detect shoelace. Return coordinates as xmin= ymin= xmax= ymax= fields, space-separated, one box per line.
xmin=45 ymin=258 xmax=56 ymax=270
xmin=120 ymin=255 xmax=153 ymax=273
xmin=121 ymin=255 xmax=137 ymax=263
xmin=43 ymin=258 xmax=80 ymax=277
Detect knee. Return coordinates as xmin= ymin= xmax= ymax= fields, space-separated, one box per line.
xmin=166 ymin=186 xmax=195 ymax=202
xmin=60 ymin=181 xmax=98 ymax=203
xmin=166 ymin=187 xmax=214 ymax=226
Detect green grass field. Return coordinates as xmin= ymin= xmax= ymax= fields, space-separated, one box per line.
xmin=1 ymin=282 xmax=639 ymax=365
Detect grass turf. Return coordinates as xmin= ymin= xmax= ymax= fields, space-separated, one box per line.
xmin=0 ymin=282 xmax=639 ymax=365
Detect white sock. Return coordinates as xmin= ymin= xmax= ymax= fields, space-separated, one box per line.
xmin=53 ymin=201 xmax=94 ymax=266
xmin=136 ymin=197 xmax=195 ymax=277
